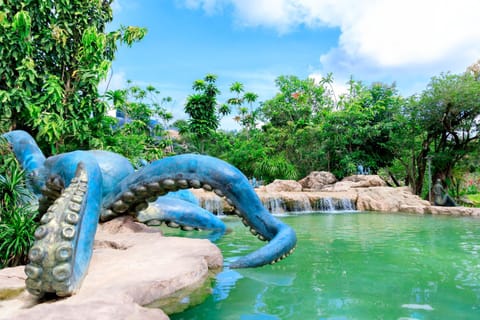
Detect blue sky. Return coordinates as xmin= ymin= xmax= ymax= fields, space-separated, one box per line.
xmin=104 ymin=0 xmax=480 ymax=129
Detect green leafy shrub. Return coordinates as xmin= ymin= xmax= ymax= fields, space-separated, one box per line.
xmin=0 ymin=137 xmax=38 ymax=268
xmin=254 ymin=155 xmax=299 ymax=183
xmin=0 ymin=204 xmax=38 ymax=268
xmin=466 ymin=194 xmax=480 ymax=206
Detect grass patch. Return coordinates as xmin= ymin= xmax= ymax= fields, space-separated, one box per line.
xmin=466 ymin=194 xmax=480 ymax=207
xmin=0 ymin=288 xmax=24 ymax=300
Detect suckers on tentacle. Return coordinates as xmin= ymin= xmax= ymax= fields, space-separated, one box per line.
xmin=103 ymin=154 xmax=297 ymax=268
xmin=26 ymin=164 xmax=85 ymax=296
xmin=137 ymin=197 xmax=227 ymax=241
xmin=25 ymin=154 xmax=103 ymax=297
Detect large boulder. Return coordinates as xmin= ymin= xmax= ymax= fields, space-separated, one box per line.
xmin=0 ymin=216 xmax=223 ymax=320
xmin=265 ymin=179 xmax=303 ymax=192
xmin=356 ymin=186 xmax=430 ymax=212
xmin=298 ymin=171 xmax=337 ymax=191
xmin=341 ymin=175 xmax=387 ymax=187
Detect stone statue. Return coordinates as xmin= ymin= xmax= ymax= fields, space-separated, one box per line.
xmin=432 ymin=179 xmax=456 ymax=206
xmin=357 ymin=164 xmax=364 ymax=175
xmin=1 ymin=130 xmax=297 ymax=297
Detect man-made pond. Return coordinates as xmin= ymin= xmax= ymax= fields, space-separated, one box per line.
xmin=170 ymin=212 xmax=480 ymax=319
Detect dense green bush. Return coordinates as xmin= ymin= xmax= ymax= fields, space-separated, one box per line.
xmin=0 ymin=138 xmax=38 ymax=268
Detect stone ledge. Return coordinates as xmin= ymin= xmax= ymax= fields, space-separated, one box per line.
xmin=0 ymin=216 xmax=223 ymax=320
xmin=193 ymin=185 xmax=480 ymax=217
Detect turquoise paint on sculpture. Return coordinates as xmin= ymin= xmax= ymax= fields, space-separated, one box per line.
xmin=2 ymin=130 xmax=297 ymax=297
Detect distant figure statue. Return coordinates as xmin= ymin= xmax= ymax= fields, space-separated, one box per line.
xmin=357 ymin=164 xmax=364 ymax=175
xmin=432 ymin=179 xmax=456 ymax=206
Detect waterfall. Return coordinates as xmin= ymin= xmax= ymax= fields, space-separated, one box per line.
xmin=313 ymin=197 xmax=356 ymax=212
xmin=314 ymin=197 xmax=335 ymax=211
xmin=340 ymin=198 xmax=356 ymax=211
xmin=202 ymin=198 xmax=225 ymax=216
xmin=195 ymin=191 xmax=356 ymax=215
xmin=289 ymin=195 xmax=313 ymax=213
xmin=262 ymin=197 xmax=286 ymax=214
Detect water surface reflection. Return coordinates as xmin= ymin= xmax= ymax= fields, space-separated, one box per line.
xmin=171 ymin=212 xmax=480 ymax=320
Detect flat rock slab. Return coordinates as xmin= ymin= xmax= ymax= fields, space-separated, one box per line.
xmin=0 ymin=217 xmax=223 ymax=320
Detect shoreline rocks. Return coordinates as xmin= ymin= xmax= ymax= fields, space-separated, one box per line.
xmin=0 ymin=216 xmax=223 ymax=320
xmin=192 ymin=174 xmax=480 ymax=217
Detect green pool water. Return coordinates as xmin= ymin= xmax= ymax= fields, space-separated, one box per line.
xmin=169 ymin=212 xmax=480 ymax=319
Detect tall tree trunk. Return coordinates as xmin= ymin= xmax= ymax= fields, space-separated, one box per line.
xmin=414 ymin=142 xmax=429 ymax=196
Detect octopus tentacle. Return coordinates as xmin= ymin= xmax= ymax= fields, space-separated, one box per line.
xmin=26 ymin=153 xmax=103 ymax=297
xmin=137 ymin=197 xmax=227 ymax=241
xmin=3 ymin=130 xmax=297 ymax=298
xmin=25 ymin=164 xmax=84 ymax=296
xmin=103 ymin=154 xmax=297 ymax=268
xmin=1 ymin=130 xmax=46 ymax=197
xmin=1 ymin=130 xmax=46 ymax=173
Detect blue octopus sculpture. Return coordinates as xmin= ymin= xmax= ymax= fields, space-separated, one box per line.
xmin=1 ymin=130 xmax=297 ymax=297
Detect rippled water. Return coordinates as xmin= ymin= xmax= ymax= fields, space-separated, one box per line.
xmin=170 ymin=212 xmax=480 ymax=320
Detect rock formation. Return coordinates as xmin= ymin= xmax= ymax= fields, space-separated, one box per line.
xmin=0 ymin=216 xmax=223 ymax=320
xmin=298 ymin=171 xmax=337 ymax=191
xmin=193 ymin=173 xmax=480 ymax=217
xmin=355 ymin=186 xmax=429 ymax=212
xmin=265 ymin=179 xmax=303 ymax=192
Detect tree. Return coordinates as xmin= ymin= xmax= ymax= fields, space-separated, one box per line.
xmin=322 ymin=81 xmax=404 ymax=177
xmin=0 ymin=1 xmax=146 ymax=154
xmin=184 ymin=74 xmax=229 ymax=153
xmin=257 ymin=75 xmax=334 ymax=178
xmin=261 ymin=75 xmax=332 ymax=128
xmin=408 ymin=72 xmax=480 ymax=195
xmin=259 ymin=76 xmax=403 ymax=179
xmin=102 ymin=82 xmax=174 ymax=163
xmin=226 ymin=82 xmax=259 ymax=133
xmin=386 ymin=95 xmax=425 ymax=190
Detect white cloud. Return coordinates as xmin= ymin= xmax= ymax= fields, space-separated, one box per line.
xmin=98 ymin=70 xmax=127 ymax=95
xmin=331 ymin=0 xmax=480 ymax=68
xmin=180 ymin=0 xmax=225 ymax=15
xmin=182 ymin=0 xmax=480 ymax=85
xmin=111 ymin=0 xmax=122 ymax=13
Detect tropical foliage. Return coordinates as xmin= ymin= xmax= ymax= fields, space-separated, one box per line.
xmin=194 ymin=69 xmax=479 ymax=192
xmin=0 ymin=0 xmax=146 ymax=154
xmin=184 ymin=74 xmax=230 ymax=153
xmin=0 ymin=137 xmax=37 ymax=268
xmin=101 ymin=82 xmax=175 ymax=163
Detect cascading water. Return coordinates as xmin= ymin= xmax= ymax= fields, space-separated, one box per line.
xmin=340 ymin=198 xmax=355 ymax=211
xmin=289 ymin=195 xmax=313 ymax=213
xmin=314 ymin=197 xmax=335 ymax=211
xmin=195 ymin=193 xmax=356 ymax=215
xmin=261 ymin=197 xmax=286 ymax=214
xmin=312 ymin=197 xmax=356 ymax=212
xmin=202 ymin=198 xmax=225 ymax=215
xmin=262 ymin=195 xmax=355 ymax=214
